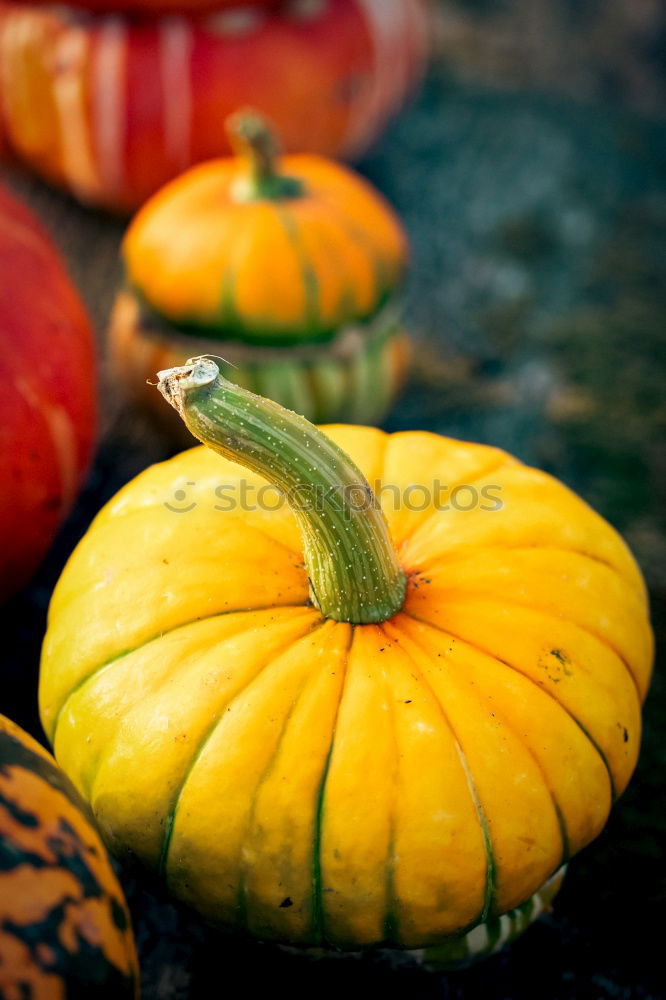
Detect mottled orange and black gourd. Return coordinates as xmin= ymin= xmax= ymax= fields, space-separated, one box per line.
xmin=0 ymin=715 xmax=139 ymax=998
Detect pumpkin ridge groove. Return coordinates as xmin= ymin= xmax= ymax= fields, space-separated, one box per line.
xmin=305 ymin=204 xmax=358 ymax=322
xmin=418 ymin=544 xmax=646 ymax=607
xmin=400 ymin=622 xmax=572 ymax=869
xmin=158 ymin=619 xmax=326 ymax=880
xmin=49 ymin=603 xmax=311 ymax=745
xmin=390 ymin=630 xmax=497 ymax=925
xmin=378 ymin=624 xmax=400 ymax=945
xmin=101 ymin=494 xmax=303 ymax=562
xmin=394 ymin=456 xmax=516 ymax=548
xmin=219 ymin=259 xmax=240 ymax=334
xmin=82 ymin=613 xmax=319 ymax=804
xmin=238 ymin=664 xmax=320 ymax=933
xmin=322 ymin=201 xmax=390 ymax=305
xmin=46 ymin=508 xmax=303 ymax=632
xmin=275 ymin=204 xmax=321 ymax=338
xmin=406 ymin=587 xmax=645 ymax=702
xmin=403 ymin=612 xmax=618 ymax=801
xmin=311 ymin=626 xmax=354 ymax=947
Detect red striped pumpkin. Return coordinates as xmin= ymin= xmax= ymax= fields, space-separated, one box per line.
xmin=18 ymin=0 xmax=275 ymax=12
xmin=0 ymin=0 xmax=431 ymax=212
xmin=0 ymin=182 xmax=96 ymax=599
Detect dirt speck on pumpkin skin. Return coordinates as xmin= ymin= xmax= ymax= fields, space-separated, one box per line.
xmin=279 ymin=897 xmax=293 ymax=909
xmin=539 ymin=648 xmax=573 ymax=681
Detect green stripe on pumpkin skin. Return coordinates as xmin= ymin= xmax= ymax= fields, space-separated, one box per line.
xmin=295 ymin=199 xmax=362 ymax=324
xmin=392 ymin=636 xmax=497 ymax=925
xmin=483 ymin=914 xmax=501 ymax=954
xmin=48 ymin=601 xmax=306 ymax=752
xmin=440 ymin=676 xmax=573 ymax=881
xmin=218 ymin=263 xmax=241 ymax=334
xmin=308 ymin=360 xmax=348 ymax=424
xmin=346 ymin=341 xmax=374 ymax=425
xmin=385 ymin=635 xmax=498 ymax=933
xmin=553 ymin=798 xmax=571 ymax=865
xmin=381 ymin=653 xmax=400 ymax=946
xmin=256 ymin=362 xmax=316 ymax=419
xmin=476 ymin=790 xmax=497 ymax=923
xmin=517 ymin=894 xmax=535 ymax=934
xmin=130 ymin=277 xmax=401 ymax=347
xmin=361 ymin=317 xmax=402 ymax=423
xmin=218 ymin=360 xmax=255 ymax=395
xmin=419 ymin=866 xmax=566 ymax=970
xmin=311 ymin=628 xmax=354 ymax=946
xmin=333 ymin=208 xmax=402 ymax=313
xmin=160 ymin=620 xmax=325 ymax=883
xmin=276 ymin=204 xmax=321 ymax=338
xmin=240 ymin=685 xmax=309 ymax=940
xmin=404 ymin=611 xmax=618 ymax=803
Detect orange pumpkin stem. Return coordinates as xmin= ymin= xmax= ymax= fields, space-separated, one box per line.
xmin=156 ymin=358 xmax=407 ymax=625
xmin=226 ymin=110 xmax=304 ymax=202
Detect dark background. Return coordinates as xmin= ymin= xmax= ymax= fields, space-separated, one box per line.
xmin=1 ymin=1 xmax=665 ymax=996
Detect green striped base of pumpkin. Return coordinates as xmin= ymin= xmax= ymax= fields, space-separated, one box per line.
xmin=416 ymin=866 xmax=566 ymax=970
xmin=279 ymin=867 xmax=566 ymax=971
xmin=109 ymin=290 xmax=409 ymax=441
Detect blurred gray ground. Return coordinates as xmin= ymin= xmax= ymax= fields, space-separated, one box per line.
xmin=432 ymin=0 xmax=666 ymax=115
xmin=1 ymin=5 xmax=665 ymax=997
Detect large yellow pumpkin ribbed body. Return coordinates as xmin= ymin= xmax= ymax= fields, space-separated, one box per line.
xmin=39 ymin=427 xmax=653 ymax=949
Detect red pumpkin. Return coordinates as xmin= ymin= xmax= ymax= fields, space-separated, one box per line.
xmin=15 ymin=0 xmax=275 ymax=11
xmin=0 ymin=183 xmax=96 ymax=599
xmin=0 ymin=0 xmax=431 ymax=212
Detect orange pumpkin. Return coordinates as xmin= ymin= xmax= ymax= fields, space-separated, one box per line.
xmin=39 ymin=361 xmax=653 ymax=962
xmin=0 ymin=714 xmax=139 ymax=996
xmin=0 ymin=0 xmax=431 ymax=212
xmin=112 ymin=111 xmax=410 ymax=432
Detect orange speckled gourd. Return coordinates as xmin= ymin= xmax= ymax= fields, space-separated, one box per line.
xmin=0 ymin=714 xmax=139 ymax=997
xmin=39 ymin=362 xmax=653 ymax=961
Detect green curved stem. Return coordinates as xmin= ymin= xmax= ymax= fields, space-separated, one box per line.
xmin=157 ymin=359 xmax=406 ymax=625
xmin=227 ymin=110 xmax=304 ymax=202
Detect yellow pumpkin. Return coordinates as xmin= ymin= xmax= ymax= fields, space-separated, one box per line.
xmin=40 ymin=361 xmax=652 ymax=962
xmin=111 ymin=112 xmax=409 ymax=432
